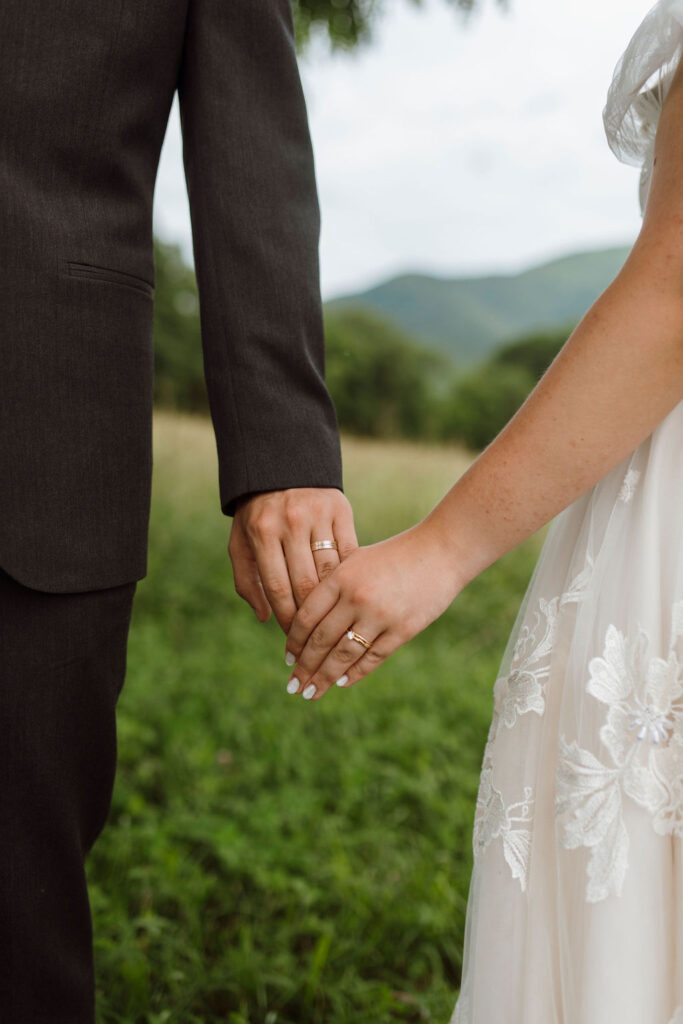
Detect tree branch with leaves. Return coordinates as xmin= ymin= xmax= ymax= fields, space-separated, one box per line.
xmin=292 ymin=0 xmax=509 ymax=53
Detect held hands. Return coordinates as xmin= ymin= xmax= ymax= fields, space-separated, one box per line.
xmin=283 ymin=521 xmax=468 ymax=701
xmin=230 ymin=490 xmax=470 ymax=702
xmin=228 ymin=488 xmax=359 ymax=631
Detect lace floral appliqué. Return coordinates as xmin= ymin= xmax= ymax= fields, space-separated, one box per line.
xmin=493 ymin=557 xmax=595 ymax=731
xmin=556 ymin=600 xmax=683 ymax=903
xmin=472 ymin=561 xmax=594 ymax=890
xmin=492 ymin=596 xmax=558 ymax=729
xmin=617 ymin=466 xmax=641 ymax=503
xmin=489 ymin=552 xmax=593 ymax=737
xmin=472 ymin=755 xmax=534 ymax=891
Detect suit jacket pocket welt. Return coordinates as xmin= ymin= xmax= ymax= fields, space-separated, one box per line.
xmin=60 ymin=259 xmax=154 ymax=299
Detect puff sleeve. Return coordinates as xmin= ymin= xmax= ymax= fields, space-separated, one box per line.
xmin=603 ymin=0 xmax=683 ymax=214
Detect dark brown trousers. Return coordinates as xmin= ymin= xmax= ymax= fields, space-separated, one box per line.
xmin=0 ymin=566 xmax=137 ymax=1022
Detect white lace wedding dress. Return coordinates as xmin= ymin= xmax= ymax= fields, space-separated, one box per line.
xmin=450 ymin=3 xmax=683 ymax=1021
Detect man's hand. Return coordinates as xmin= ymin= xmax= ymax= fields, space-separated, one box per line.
xmin=228 ymin=488 xmax=358 ymax=633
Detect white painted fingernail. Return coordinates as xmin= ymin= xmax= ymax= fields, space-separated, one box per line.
xmin=285 ymin=650 xmax=296 ymax=666
xmin=302 ymin=684 xmax=317 ymax=700
xmin=286 ymin=677 xmax=300 ymax=694
xmin=335 ymin=674 xmax=349 ymax=687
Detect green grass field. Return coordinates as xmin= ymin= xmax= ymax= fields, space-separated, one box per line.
xmin=88 ymin=410 xmax=546 ymax=1024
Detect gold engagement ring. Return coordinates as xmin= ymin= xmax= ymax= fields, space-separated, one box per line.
xmin=346 ymin=629 xmax=373 ymax=650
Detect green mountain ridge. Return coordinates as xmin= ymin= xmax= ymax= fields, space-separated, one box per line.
xmin=324 ymin=244 xmax=633 ymax=367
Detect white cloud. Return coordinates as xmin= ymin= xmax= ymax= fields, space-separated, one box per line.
xmin=153 ymin=0 xmax=651 ymax=300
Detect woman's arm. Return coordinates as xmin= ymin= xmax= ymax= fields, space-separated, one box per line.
xmin=283 ymin=57 xmax=683 ymax=701
xmin=425 ymin=244 xmax=683 ymax=588
xmin=425 ymin=51 xmax=683 ymax=584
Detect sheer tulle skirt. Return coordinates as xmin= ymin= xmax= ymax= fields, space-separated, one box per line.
xmin=449 ymin=396 xmax=683 ymax=1023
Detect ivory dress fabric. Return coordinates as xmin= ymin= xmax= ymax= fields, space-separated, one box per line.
xmin=450 ymin=3 xmax=683 ymax=1021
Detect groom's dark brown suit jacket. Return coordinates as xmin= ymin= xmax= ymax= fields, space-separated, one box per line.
xmin=0 ymin=0 xmax=344 ymax=593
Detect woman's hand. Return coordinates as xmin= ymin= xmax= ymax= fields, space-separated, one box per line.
xmin=283 ymin=520 xmax=468 ymax=701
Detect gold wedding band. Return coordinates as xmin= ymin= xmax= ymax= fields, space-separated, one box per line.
xmin=346 ymin=629 xmax=373 ymax=650
xmin=311 ymin=539 xmax=338 ymax=552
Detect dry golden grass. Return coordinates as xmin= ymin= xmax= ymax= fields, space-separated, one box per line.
xmin=152 ymin=408 xmax=219 ymax=506
xmin=151 ymin=408 xmax=476 ymax=544
xmin=339 ymin=433 xmax=475 ymax=542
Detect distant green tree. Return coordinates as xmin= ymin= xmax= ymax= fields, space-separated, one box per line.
xmin=324 ymin=306 xmax=453 ymax=438
xmin=439 ymin=326 xmax=577 ymax=450
xmin=153 ymin=238 xmax=207 ymax=413
xmin=441 ymin=362 xmax=534 ymax=450
xmin=151 ymin=249 xmax=454 ymax=441
xmin=151 ymin=232 xmax=575 ymax=456
xmin=489 ymin=324 xmax=574 ymax=382
xmin=293 ymin=0 xmax=508 ymax=53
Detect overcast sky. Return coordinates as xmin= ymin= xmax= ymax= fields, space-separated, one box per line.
xmin=152 ymin=0 xmax=652 ymax=301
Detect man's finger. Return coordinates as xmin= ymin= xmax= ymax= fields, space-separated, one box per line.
xmin=252 ymin=540 xmax=298 ymax=633
xmin=333 ymin=508 xmax=360 ymax=561
xmin=281 ymin=532 xmax=320 ymax=608
xmin=310 ymin=528 xmax=341 ymax=580
xmin=228 ymin=522 xmax=271 ymax=622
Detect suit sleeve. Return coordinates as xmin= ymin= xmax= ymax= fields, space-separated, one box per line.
xmin=176 ymin=0 xmax=344 ymax=516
